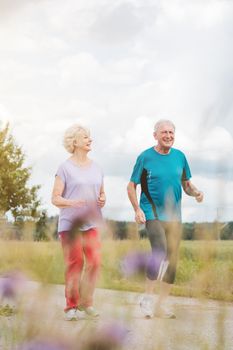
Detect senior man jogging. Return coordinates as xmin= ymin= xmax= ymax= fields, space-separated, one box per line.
xmin=127 ymin=119 xmax=203 ymax=319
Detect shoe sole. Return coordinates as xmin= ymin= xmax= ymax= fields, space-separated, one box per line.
xmin=154 ymin=313 xmax=176 ymax=319
xmin=145 ymin=314 xmax=153 ymax=319
xmin=64 ymin=317 xmax=78 ymax=321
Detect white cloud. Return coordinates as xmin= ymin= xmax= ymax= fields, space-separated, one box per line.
xmin=0 ymin=104 xmax=10 ymax=127
xmin=101 ymin=175 xmax=134 ymax=221
xmin=182 ymin=174 xmax=233 ymax=222
xmin=176 ymin=126 xmax=233 ymax=162
xmin=107 ymin=116 xmax=154 ymax=155
xmin=59 ymin=53 xmax=103 ymax=86
xmin=199 ymin=126 xmax=233 ymax=160
xmin=90 ymin=2 xmax=145 ymax=44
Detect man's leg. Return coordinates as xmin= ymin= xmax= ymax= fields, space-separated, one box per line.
xmin=140 ymin=220 xmax=167 ymax=317
xmin=146 ymin=220 xmax=167 ymax=286
xmin=154 ymin=222 xmax=182 ymax=318
xmin=154 ymin=281 xmax=172 ymax=310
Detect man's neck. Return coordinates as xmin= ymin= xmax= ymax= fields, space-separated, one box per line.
xmin=154 ymin=145 xmax=171 ymax=155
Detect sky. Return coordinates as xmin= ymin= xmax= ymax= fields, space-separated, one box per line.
xmin=0 ymin=0 xmax=233 ymax=223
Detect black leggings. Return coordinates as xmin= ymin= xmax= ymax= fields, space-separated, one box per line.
xmin=145 ymin=220 xmax=182 ymax=284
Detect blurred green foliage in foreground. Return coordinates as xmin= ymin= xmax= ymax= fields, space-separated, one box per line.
xmin=0 ymin=240 xmax=232 ymax=302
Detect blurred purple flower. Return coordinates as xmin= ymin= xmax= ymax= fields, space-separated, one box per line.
xmin=121 ymin=249 xmax=167 ymax=279
xmin=98 ymin=321 xmax=129 ymax=344
xmin=18 ymin=340 xmax=68 ymax=350
xmin=0 ymin=270 xmax=27 ymax=300
xmin=83 ymin=321 xmax=129 ymax=349
xmin=120 ymin=251 xmax=150 ymax=277
xmin=69 ymin=205 xmax=102 ymax=241
xmin=146 ymin=250 xmax=167 ymax=280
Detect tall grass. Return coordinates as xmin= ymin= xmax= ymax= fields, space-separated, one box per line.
xmin=0 ymin=239 xmax=232 ymax=301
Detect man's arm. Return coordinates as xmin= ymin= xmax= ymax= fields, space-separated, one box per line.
xmin=127 ymin=181 xmax=146 ymax=224
xmin=182 ymin=180 xmax=204 ymax=203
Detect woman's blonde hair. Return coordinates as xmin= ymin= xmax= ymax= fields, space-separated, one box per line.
xmin=63 ymin=124 xmax=90 ymax=154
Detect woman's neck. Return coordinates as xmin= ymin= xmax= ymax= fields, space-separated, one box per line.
xmin=70 ymin=151 xmax=90 ymax=165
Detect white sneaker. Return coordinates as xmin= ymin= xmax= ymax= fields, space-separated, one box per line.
xmin=139 ymin=295 xmax=154 ymax=318
xmin=64 ymin=308 xmax=86 ymax=321
xmin=78 ymin=306 xmax=99 ymax=317
xmin=154 ymin=306 xmax=176 ymax=319
xmin=64 ymin=308 xmax=77 ymax=321
xmin=75 ymin=308 xmax=86 ymax=319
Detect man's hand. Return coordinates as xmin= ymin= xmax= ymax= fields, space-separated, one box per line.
xmin=182 ymin=180 xmax=204 ymax=203
xmin=135 ymin=208 xmax=146 ymax=224
xmin=195 ymin=191 xmax=204 ymax=203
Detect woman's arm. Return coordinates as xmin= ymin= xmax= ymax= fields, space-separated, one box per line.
xmin=51 ymin=176 xmax=86 ymax=208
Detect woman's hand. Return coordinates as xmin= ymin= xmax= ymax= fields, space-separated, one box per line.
xmin=97 ymin=193 xmax=106 ymax=208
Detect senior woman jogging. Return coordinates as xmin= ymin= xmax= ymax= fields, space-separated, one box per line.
xmin=127 ymin=119 xmax=203 ymax=319
xmin=51 ymin=124 xmax=106 ymax=321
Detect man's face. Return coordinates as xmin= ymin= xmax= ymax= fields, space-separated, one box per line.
xmin=154 ymin=123 xmax=175 ymax=150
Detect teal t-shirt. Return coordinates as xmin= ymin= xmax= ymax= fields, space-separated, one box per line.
xmin=130 ymin=147 xmax=191 ymax=222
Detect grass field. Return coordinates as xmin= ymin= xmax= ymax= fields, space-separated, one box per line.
xmin=0 ymin=239 xmax=232 ymax=302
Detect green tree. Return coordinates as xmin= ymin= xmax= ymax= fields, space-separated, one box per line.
xmin=34 ymin=210 xmax=49 ymax=241
xmin=0 ymin=123 xmax=41 ymax=221
xmin=220 ymin=222 xmax=233 ymax=240
xmin=182 ymin=222 xmax=195 ymax=240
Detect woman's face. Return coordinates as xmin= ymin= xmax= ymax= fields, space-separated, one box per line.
xmin=75 ymin=130 xmax=92 ymax=152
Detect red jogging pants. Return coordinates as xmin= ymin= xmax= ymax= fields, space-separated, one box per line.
xmin=60 ymin=228 xmax=101 ymax=311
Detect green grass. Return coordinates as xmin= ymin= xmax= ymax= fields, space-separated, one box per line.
xmin=0 ymin=239 xmax=232 ymax=302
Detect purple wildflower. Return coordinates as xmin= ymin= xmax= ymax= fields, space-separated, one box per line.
xmin=121 ymin=249 xmax=167 ymax=279
xmin=0 ymin=270 xmax=26 ymax=300
xmin=98 ymin=321 xmax=129 ymax=344
xmin=18 ymin=340 xmax=69 ymax=350
xmin=146 ymin=249 xmax=167 ymax=280
xmin=83 ymin=321 xmax=129 ymax=350
xmin=120 ymin=251 xmax=150 ymax=277
xmin=69 ymin=205 xmax=102 ymax=241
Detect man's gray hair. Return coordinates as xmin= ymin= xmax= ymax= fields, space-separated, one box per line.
xmin=154 ymin=119 xmax=176 ymax=133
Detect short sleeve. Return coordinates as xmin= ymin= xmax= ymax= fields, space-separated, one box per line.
xmin=182 ymin=155 xmax=192 ymax=181
xmin=130 ymin=154 xmax=144 ymax=184
xmin=55 ymin=164 xmax=66 ymax=184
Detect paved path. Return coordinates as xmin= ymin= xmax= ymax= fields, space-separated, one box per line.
xmin=0 ymin=281 xmax=232 ymax=350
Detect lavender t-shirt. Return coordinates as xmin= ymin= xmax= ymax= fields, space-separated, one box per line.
xmin=56 ymin=159 xmax=104 ymax=232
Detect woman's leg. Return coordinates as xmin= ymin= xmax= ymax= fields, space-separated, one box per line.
xmin=79 ymin=228 xmax=101 ymax=308
xmin=60 ymin=231 xmax=84 ymax=311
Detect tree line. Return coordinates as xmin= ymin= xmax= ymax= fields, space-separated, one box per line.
xmin=1 ymin=214 xmax=232 ymax=241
